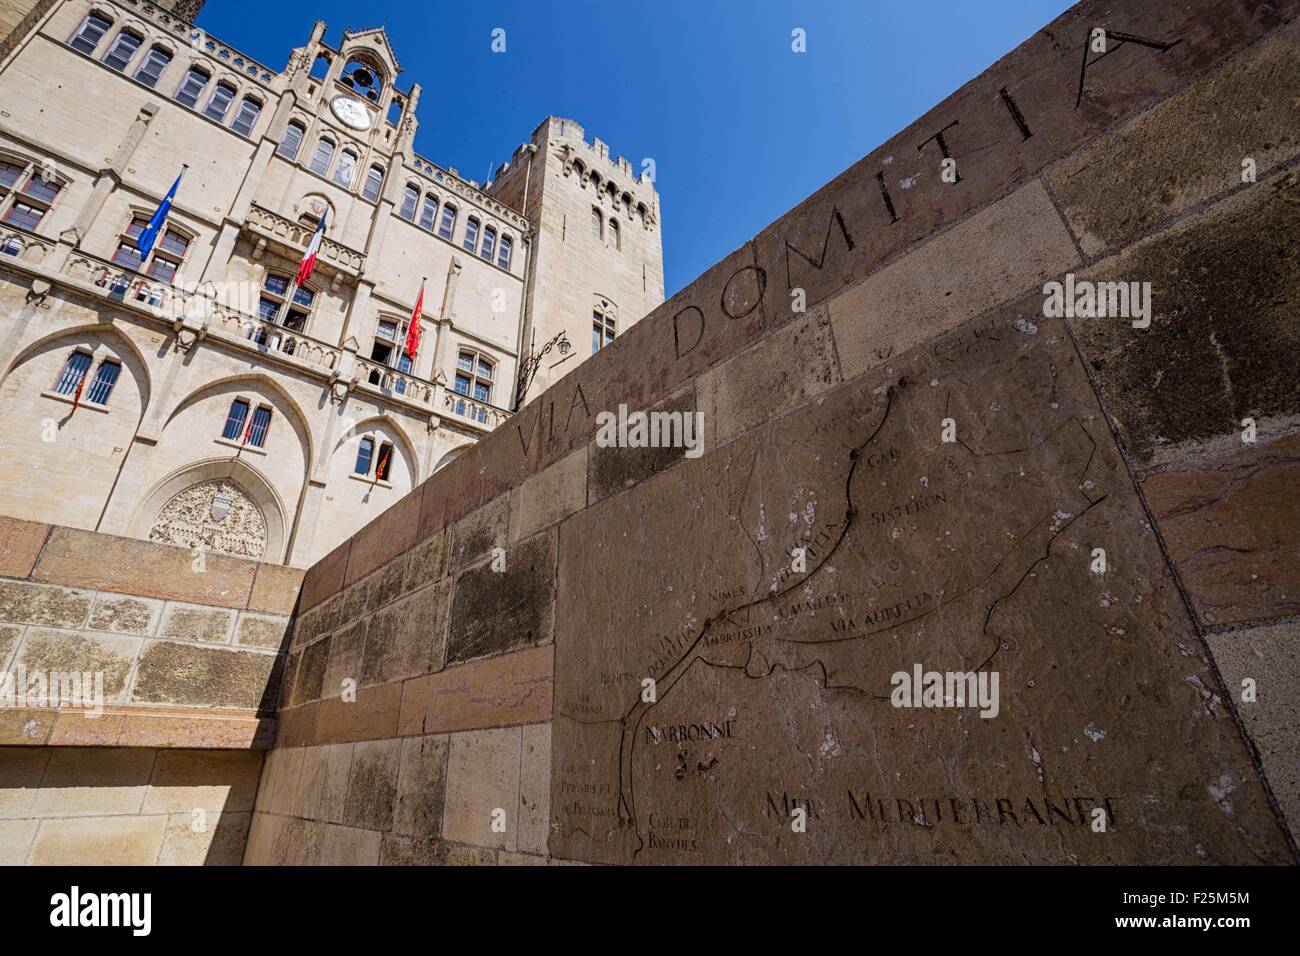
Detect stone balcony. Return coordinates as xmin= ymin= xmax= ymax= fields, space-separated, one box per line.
xmin=243 ymin=204 xmax=366 ymax=285
xmin=48 ymin=250 xmax=505 ymax=435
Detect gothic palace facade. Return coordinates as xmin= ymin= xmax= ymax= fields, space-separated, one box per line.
xmin=0 ymin=0 xmax=664 ymax=566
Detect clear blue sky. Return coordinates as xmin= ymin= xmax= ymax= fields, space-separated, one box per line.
xmin=198 ymin=0 xmax=1074 ymax=296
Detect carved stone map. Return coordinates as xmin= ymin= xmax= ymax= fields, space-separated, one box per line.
xmin=551 ymin=309 xmax=1286 ymax=865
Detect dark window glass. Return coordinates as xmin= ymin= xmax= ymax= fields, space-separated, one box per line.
xmin=362 ymin=166 xmax=383 ymax=202
xmin=277 ymin=121 xmax=305 ymax=160
xmin=22 ymin=175 xmax=60 ymax=203
xmin=231 ymin=97 xmax=261 ymax=136
xmin=3 ymin=201 xmax=43 ymax=231
xmin=86 ymin=360 xmax=121 ymax=405
xmin=248 ymin=406 xmax=271 ymax=447
xmin=69 ymin=13 xmax=112 ymax=55
xmin=462 ymin=218 xmax=479 ymax=252
xmin=174 ymin=68 xmax=209 ymax=108
xmin=419 ymin=196 xmax=438 ymax=230
xmin=437 ymin=204 xmax=456 ymax=240
xmin=55 ymin=352 xmax=92 ymax=395
xmin=308 ymin=138 xmax=334 ymax=176
xmin=134 ymin=47 xmax=171 ymax=87
xmin=0 ymin=161 xmax=23 ymax=189
xmin=102 ymin=31 xmax=141 ymax=71
xmin=222 ymin=399 xmax=249 ymax=440
xmin=399 ymin=186 xmax=418 ymax=221
xmin=355 ymin=437 xmax=374 ymax=475
xmin=480 ymin=226 xmax=496 ymax=261
xmin=497 ymin=235 xmax=512 ymax=270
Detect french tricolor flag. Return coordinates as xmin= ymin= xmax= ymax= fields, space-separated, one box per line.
xmin=296 ymin=210 xmax=327 ymax=286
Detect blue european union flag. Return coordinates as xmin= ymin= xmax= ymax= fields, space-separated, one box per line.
xmin=136 ymin=165 xmax=187 ymax=261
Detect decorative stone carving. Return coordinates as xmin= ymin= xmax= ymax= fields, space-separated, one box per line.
xmin=149 ymin=479 xmax=268 ymax=560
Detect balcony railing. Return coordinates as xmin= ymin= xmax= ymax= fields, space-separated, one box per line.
xmin=244 ymin=204 xmax=366 ymax=279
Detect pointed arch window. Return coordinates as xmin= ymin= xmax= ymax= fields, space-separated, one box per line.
xmin=134 ymin=45 xmax=171 ymax=87
xmin=308 ymin=137 xmax=335 ymax=177
xmin=54 ymin=351 xmax=92 ymax=396
xmin=354 ymin=436 xmax=374 ymax=476
xmin=399 ymin=185 xmax=418 ymax=221
xmin=231 ymin=97 xmax=262 ymax=136
xmin=480 ymin=225 xmax=496 ymax=262
xmin=278 ymin=120 xmax=306 ymax=161
xmin=437 ymin=203 xmax=457 ymax=240
xmin=333 ymin=149 xmax=358 ymax=188
xmin=462 ymin=217 xmax=479 ymax=252
xmin=609 ymin=217 xmax=620 ymax=251
xmin=204 ymin=81 xmax=237 ymax=122
xmin=86 ymin=359 xmax=121 ymax=405
xmin=102 ymin=30 xmax=141 ymax=72
xmin=497 ymin=234 xmax=513 ymax=270
xmin=174 ymin=67 xmax=210 ymax=108
xmin=69 ymin=12 xmax=112 ymax=55
xmin=419 ymin=195 xmax=439 ymax=231
xmin=362 ymin=165 xmax=384 ymax=202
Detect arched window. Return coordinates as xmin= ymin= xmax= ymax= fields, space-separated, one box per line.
xmin=479 ymin=225 xmax=496 ymax=262
xmin=340 ymin=57 xmax=383 ymax=102
xmin=54 ymin=351 xmax=92 ymax=396
xmin=609 ymin=217 xmax=620 ymax=251
xmin=454 ymin=350 xmax=494 ymax=403
xmin=221 ymin=399 xmax=271 ymax=448
xmin=497 ymin=234 xmax=512 ymax=270
xmin=437 ymin=203 xmax=456 ymax=240
xmin=69 ymin=12 xmax=112 ymax=55
xmin=231 ymin=96 xmax=262 ymax=136
xmin=203 ymin=81 xmax=237 ymax=122
xmin=354 ymin=436 xmax=374 ymax=476
xmin=362 ymin=165 xmax=384 ymax=202
xmin=133 ymin=46 xmax=171 ymax=88
xmin=3 ymin=168 xmax=63 ymax=232
xmin=309 ymin=54 xmax=330 ymax=81
xmin=86 ymin=358 xmax=121 ymax=405
xmin=462 ymin=216 xmax=479 ymax=252
xmin=591 ymin=206 xmax=603 ymax=239
xmin=375 ymin=442 xmax=394 ymax=481
xmin=419 ymin=195 xmax=438 ymax=231
xmin=102 ymin=30 xmax=141 ymax=72
xmin=256 ymin=273 xmax=315 ymax=335
xmin=174 ymin=67 xmax=210 ymax=108
xmin=333 ymin=149 xmax=357 ymax=188
xmin=308 ymin=137 xmax=335 ymax=176
xmin=277 ymin=120 xmax=305 ymax=160
xmin=399 ymin=185 xmax=418 ymax=221
xmin=112 ymin=215 xmax=190 ymax=282
xmin=0 ymin=236 xmax=21 ymax=257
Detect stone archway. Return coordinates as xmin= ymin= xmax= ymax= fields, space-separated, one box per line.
xmin=148 ymin=477 xmax=269 ymax=560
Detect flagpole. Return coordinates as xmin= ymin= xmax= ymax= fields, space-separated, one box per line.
xmin=284 ymin=207 xmax=327 ymax=339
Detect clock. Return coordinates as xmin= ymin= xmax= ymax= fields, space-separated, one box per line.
xmin=330 ymin=95 xmax=372 ymax=131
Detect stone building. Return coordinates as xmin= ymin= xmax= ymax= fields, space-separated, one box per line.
xmin=0 ymin=0 xmax=664 ymax=567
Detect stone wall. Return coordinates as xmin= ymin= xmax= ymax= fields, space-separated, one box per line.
xmin=251 ymin=0 xmax=1297 ymax=864
xmin=0 ymin=515 xmax=300 ymax=864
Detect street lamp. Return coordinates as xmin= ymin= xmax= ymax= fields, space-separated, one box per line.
xmin=514 ymin=330 xmax=571 ymax=410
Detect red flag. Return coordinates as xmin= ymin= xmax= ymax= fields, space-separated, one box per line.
xmin=242 ymin=409 xmax=255 ymax=445
xmin=373 ymin=444 xmax=391 ymax=485
xmin=404 ymin=279 xmax=424 ymax=361
xmin=296 ymin=211 xmax=326 ymax=286
xmin=71 ymin=374 xmax=85 ymax=413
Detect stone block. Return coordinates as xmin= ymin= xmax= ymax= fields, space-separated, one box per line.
xmin=441 ymin=726 xmax=522 ymax=851
xmin=158 ymin=810 xmax=251 ymax=866
xmin=131 ymin=641 xmax=279 ymax=711
xmin=312 ymin=683 xmax=402 ymax=744
xmin=508 ymin=446 xmax=588 ymax=544
xmin=398 ymin=644 xmax=552 ymax=736
xmin=87 ymin=592 xmax=162 ymax=635
xmin=0 ymin=747 xmax=50 ymax=819
xmin=317 ymin=742 xmax=354 ymax=825
xmin=828 ymin=180 xmax=1078 ymax=384
xmin=32 ymin=528 xmax=255 ymax=609
xmin=344 ymin=491 xmax=422 ymax=587
xmin=143 ymin=749 xmax=264 ymax=814
xmin=299 ymin=539 xmax=349 ymax=613
xmin=342 ymin=737 xmax=401 ymax=831
xmin=320 ymin=823 xmax=382 ymax=866
xmin=158 ymin=601 xmax=236 ymax=644
xmin=0 ymin=580 xmax=92 ymax=629
xmin=365 ymin=554 xmax=407 ymax=614
xmin=518 ymin=723 xmax=551 ymax=856
xmin=1142 ymin=433 xmax=1300 ymax=628
xmin=588 ymin=387 xmax=699 ymax=503
xmin=13 ymin=628 xmax=138 ymax=703
xmin=378 ymin=834 xmax=495 ymax=866
xmin=235 ymin=612 xmax=290 ymax=650
xmin=28 ymin=815 xmax=168 ymax=866
xmin=360 ymin=580 xmax=448 ymax=688
xmin=449 ymin=494 xmax=510 ymax=572
xmin=34 ymin=747 xmax=155 ymax=816
xmin=1065 ymin=170 xmax=1300 ymax=468
xmin=1047 ymin=18 xmax=1300 ymax=256
xmin=0 ymin=819 xmax=37 ymax=864
xmin=699 ymin=305 xmax=841 ymax=446
xmin=392 ymin=734 xmax=448 ymax=837
xmin=322 ymin=619 xmax=366 ymax=701
xmin=248 ymin=563 xmax=305 ymax=615
xmin=0 ymin=516 xmax=48 ymax=578
xmin=403 ymin=530 xmax=449 ymax=595
xmin=446 ymin=530 xmax=555 ymax=665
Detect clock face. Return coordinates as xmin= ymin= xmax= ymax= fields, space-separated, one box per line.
xmin=331 ymin=95 xmax=371 ymax=131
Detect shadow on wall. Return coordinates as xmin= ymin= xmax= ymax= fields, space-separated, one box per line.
xmin=0 ymin=746 xmax=265 ymax=865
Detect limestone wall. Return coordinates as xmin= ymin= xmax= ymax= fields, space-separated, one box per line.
xmin=252 ymin=0 xmax=1299 ymax=865
xmin=0 ymin=515 xmax=298 ymax=864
